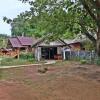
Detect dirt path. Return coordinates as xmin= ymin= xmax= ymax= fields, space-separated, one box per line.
xmin=0 ymin=61 xmax=100 ymax=100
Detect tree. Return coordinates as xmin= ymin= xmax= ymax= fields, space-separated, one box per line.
xmin=19 ymin=0 xmax=100 ymax=55
xmin=4 ymin=0 xmax=100 ymax=56
xmin=4 ymin=0 xmax=77 ymax=39
xmin=3 ymin=12 xmax=35 ymax=36
xmin=79 ymin=0 xmax=100 ymax=56
xmin=0 ymin=34 xmax=9 ymax=48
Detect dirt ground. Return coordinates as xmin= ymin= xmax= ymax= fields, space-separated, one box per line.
xmin=0 ymin=61 xmax=100 ymax=100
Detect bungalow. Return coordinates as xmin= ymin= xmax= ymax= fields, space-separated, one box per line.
xmin=33 ymin=38 xmax=83 ymax=61
xmin=6 ymin=36 xmax=84 ymax=60
xmin=7 ymin=36 xmax=37 ymax=52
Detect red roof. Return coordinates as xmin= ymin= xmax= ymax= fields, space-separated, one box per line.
xmin=8 ymin=36 xmax=33 ymax=48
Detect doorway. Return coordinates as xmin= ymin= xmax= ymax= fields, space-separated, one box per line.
xmin=41 ymin=47 xmax=57 ymax=59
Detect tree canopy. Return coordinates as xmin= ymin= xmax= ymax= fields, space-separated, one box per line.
xmin=3 ymin=0 xmax=100 ymax=56
xmin=0 ymin=34 xmax=9 ymax=48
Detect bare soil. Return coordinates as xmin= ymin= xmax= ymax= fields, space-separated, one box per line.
xmin=0 ymin=61 xmax=100 ymax=100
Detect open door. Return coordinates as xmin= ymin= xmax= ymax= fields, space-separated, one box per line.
xmin=41 ymin=47 xmax=57 ymax=59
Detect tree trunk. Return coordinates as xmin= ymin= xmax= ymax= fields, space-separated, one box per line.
xmin=96 ymin=0 xmax=100 ymax=57
xmin=96 ymin=38 xmax=100 ymax=57
xmin=96 ymin=28 xmax=100 ymax=57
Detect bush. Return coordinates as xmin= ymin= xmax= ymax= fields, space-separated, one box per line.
xmin=19 ymin=53 xmax=34 ymax=60
xmin=96 ymin=58 xmax=100 ymax=66
xmin=80 ymin=59 xmax=87 ymax=64
xmin=2 ymin=57 xmax=13 ymax=62
xmin=28 ymin=58 xmax=35 ymax=62
xmin=0 ymin=58 xmax=27 ymax=66
xmin=0 ymin=57 xmax=14 ymax=66
xmin=0 ymin=53 xmax=36 ymax=66
xmin=72 ymin=56 xmax=80 ymax=61
xmin=0 ymin=57 xmax=34 ymax=66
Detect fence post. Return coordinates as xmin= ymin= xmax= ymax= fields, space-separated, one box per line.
xmin=70 ymin=51 xmax=71 ymax=60
xmin=78 ymin=50 xmax=80 ymax=60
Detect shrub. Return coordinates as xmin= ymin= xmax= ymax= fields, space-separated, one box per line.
xmin=3 ymin=57 xmax=13 ymax=62
xmin=96 ymin=58 xmax=100 ymax=66
xmin=80 ymin=59 xmax=87 ymax=64
xmin=0 ymin=57 xmax=14 ymax=66
xmin=0 ymin=57 xmax=33 ymax=66
xmin=19 ymin=53 xmax=34 ymax=60
xmin=28 ymin=58 xmax=35 ymax=63
xmin=72 ymin=56 xmax=80 ymax=61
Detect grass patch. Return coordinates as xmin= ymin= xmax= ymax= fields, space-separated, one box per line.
xmin=96 ymin=57 xmax=100 ymax=66
xmin=0 ymin=57 xmax=35 ymax=66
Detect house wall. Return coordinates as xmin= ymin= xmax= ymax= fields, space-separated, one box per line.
xmin=70 ymin=43 xmax=81 ymax=51
xmin=34 ymin=47 xmax=41 ymax=61
xmin=34 ymin=46 xmax=64 ymax=60
xmin=7 ymin=40 xmax=12 ymax=48
xmin=57 ymin=47 xmax=62 ymax=54
xmin=25 ymin=46 xmax=32 ymax=53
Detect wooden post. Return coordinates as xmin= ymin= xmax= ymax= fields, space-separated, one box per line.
xmin=17 ymin=48 xmax=20 ymax=59
xmin=37 ymin=47 xmax=41 ymax=61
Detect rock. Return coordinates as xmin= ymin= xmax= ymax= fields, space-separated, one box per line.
xmin=38 ymin=67 xmax=48 ymax=73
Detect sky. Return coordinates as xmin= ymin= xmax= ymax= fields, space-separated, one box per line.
xmin=0 ymin=0 xmax=31 ymax=35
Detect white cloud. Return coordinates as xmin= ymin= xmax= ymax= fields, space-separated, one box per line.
xmin=0 ymin=0 xmax=31 ymax=35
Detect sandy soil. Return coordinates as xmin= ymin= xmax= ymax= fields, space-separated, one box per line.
xmin=0 ymin=61 xmax=100 ymax=100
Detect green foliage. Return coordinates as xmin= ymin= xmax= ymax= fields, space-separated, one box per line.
xmin=72 ymin=57 xmax=80 ymax=61
xmin=84 ymin=41 xmax=95 ymax=51
xmin=63 ymin=32 xmax=75 ymax=39
xmin=96 ymin=58 xmax=100 ymax=66
xmin=19 ymin=53 xmax=34 ymax=60
xmin=2 ymin=57 xmax=13 ymax=62
xmin=0 ymin=34 xmax=8 ymax=48
xmin=0 ymin=53 xmax=35 ymax=66
xmin=3 ymin=0 xmax=79 ymax=39
xmin=4 ymin=0 xmax=100 ymax=56
xmin=0 ymin=57 xmax=34 ymax=66
xmin=0 ymin=58 xmax=25 ymax=66
xmin=80 ymin=59 xmax=87 ymax=64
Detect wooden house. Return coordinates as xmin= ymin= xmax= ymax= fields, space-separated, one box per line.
xmin=33 ymin=38 xmax=83 ymax=61
xmin=7 ymin=36 xmax=36 ymax=52
xmin=64 ymin=39 xmax=83 ymax=51
xmin=5 ymin=36 xmax=38 ymax=58
xmin=6 ymin=36 xmax=84 ymax=59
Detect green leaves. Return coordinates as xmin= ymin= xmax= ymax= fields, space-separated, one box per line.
xmin=3 ymin=0 xmax=98 ymax=41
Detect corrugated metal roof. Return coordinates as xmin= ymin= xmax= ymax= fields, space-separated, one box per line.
xmin=8 ymin=36 xmax=35 ymax=48
xmin=9 ymin=38 xmax=23 ymax=47
xmin=64 ymin=39 xmax=85 ymax=44
xmin=17 ymin=36 xmax=33 ymax=46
